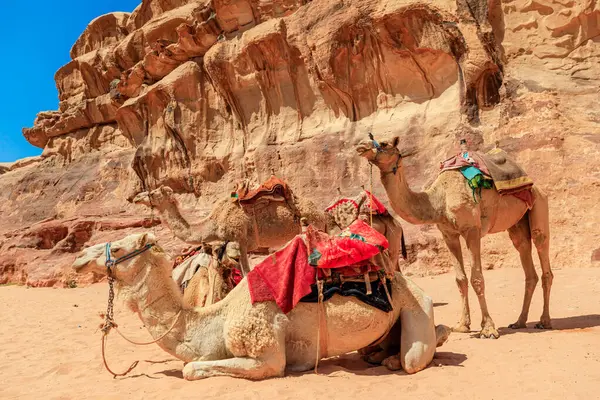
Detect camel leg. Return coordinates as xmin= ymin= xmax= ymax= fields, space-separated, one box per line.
xmin=507 ymin=217 xmax=538 ymax=329
xmin=238 ymin=243 xmax=251 ymax=277
xmin=463 ymin=228 xmax=499 ymax=338
xmin=363 ymin=322 xmax=401 ymax=365
xmin=529 ymin=188 xmax=553 ymax=329
xmin=382 ymin=294 xmax=436 ymax=374
xmin=182 ymin=355 xmax=285 ymax=380
xmin=441 ymin=230 xmax=471 ymax=332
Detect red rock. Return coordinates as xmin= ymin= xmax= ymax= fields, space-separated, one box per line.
xmin=1 ymin=0 xmax=598 ymax=286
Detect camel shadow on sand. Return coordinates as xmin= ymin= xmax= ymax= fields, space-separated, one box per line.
xmin=290 ymin=351 xmax=467 ymax=378
xmin=497 ymin=314 xmax=600 ymax=336
xmin=147 ymin=351 xmax=468 ymax=380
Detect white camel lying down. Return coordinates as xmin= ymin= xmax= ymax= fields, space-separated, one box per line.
xmin=72 ymin=233 xmax=450 ymax=380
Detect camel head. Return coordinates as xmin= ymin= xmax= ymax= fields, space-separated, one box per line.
xmin=355 ymin=136 xmax=403 ymax=174
xmin=132 ymin=186 xmax=176 ymax=208
xmin=71 ymin=233 xmax=161 ymax=282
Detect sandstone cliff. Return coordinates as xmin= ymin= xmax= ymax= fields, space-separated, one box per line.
xmin=1 ymin=0 xmax=598 ymax=286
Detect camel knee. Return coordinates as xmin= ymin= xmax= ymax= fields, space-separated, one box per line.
xmin=401 ymin=350 xmax=430 ymax=375
xmin=455 ymin=277 xmax=468 ymax=295
xmin=541 ymin=271 xmax=553 ymax=289
xmin=470 ymin=275 xmax=485 ymax=296
xmin=531 ymin=229 xmax=548 ymax=249
xmin=525 ymin=274 xmax=539 ymax=289
xmin=510 ymin=236 xmax=532 ymax=253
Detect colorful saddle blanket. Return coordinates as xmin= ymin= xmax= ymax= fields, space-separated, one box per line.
xmin=247 ymin=219 xmax=390 ymax=313
xmin=440 ymin=148 xmax=534 ymax=208
xmin=300 ymin=278 xmax=392 ymax=312
xmin=231 ymin=175 xmax=292 ymax=204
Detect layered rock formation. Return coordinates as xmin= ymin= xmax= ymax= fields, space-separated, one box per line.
xmin=1 ymin=0 xmax=598 ymax=286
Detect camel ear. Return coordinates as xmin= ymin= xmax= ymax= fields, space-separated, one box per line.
xmin=137 ymin=232 xmax=157 ymax=247
xmin=392 ymin=136 xmax=400 ymax=148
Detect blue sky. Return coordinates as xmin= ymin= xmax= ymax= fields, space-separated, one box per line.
xmin=0 ymin=1 xmax=140 ymax=162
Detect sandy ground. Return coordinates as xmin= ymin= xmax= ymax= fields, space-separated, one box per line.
xmin=1 ymin=267 xmax=599 ymax=400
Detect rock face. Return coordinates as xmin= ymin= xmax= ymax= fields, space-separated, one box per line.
xmin=1 ymin=0 xmax=599 ymax=286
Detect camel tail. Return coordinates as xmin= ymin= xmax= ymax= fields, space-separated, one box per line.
xmin=401 ymin=233 xmax=407 ymax=260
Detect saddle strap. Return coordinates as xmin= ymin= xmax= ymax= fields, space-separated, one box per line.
xmin=314 ymin=279 xmax=328 ymax=374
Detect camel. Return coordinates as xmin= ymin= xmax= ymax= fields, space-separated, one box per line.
xmin=326 ymin=190 xmax=406 ymax=274
xmin=72 ymin=232 xmax=450 ymax=379
xmin=356 ymin=137 xmax=553 ymax=339
xmin=179 ymin=242 xmax=241 ymax=308
xmin=132 ymin=185 xmax=329 ymax=276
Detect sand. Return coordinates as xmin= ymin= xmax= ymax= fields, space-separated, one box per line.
xmin=1 ymin=267 xmax=599 ymax=400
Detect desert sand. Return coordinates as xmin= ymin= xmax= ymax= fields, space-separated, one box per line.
xmin=1 ymin=267 xmax=599 ymax=399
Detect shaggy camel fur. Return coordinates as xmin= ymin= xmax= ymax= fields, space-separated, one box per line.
xmin=73 ymin=233 xmax=450 ymax=380
xmin=356 ymin=137 xmax=553 ymax=338
xmin=133 ymin=186 xmax=329 ymax=276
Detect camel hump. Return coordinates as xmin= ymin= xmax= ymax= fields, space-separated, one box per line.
xmin=232 ymin=175 xmax=292 ymax=204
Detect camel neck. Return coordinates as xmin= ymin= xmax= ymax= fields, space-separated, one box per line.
xmin=155 ymin=203 xmax=194 ymax=241
xmin=120 ymin=255 xmax=190 ymax=359
xmin=156 ymin=202 xmax=221 ymax=244
xmin=380 ymin=168 xmax=439 ymax=225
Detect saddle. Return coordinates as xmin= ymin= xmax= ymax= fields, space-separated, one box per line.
xmin=231 ymin=175 xmax=292 ymax=205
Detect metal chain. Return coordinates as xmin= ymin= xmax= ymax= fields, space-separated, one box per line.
xmin=101 ymin=273 xmax=116 ymax=334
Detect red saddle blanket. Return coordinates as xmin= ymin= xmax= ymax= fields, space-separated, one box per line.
xmin=247 ymin=219 xmax=389 ymax=313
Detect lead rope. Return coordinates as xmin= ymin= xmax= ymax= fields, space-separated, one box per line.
xmin=149 ymin=203 xmax=158 ymax=237
xmin=369 ymin=163 xmax=374 ymax=227
xmin=100 ymin=260 xmax=182 ymax=378
xmin=314 ymin=277 xmax=325 ymax=374
xmin=100 ymin=272 xmax=139 ymax=378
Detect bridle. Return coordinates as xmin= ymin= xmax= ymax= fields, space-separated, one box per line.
xmin=367 ymin=133 xmax=402 ymax=176
xmin=99 ymin=241 xmax=182 ymax=378
xmin=104 ymin=242 xmax=155 ymax=275
xmin=102 ymin=242 xmax=155 ymax=337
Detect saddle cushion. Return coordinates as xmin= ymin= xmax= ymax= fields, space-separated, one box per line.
xmin=440 ymin=149 xmax=535 ymax=207
xmin=231 ymin=176 xmax=292 ymax=204
xmin=306 ymin=219 xmax=388 ymax=273
xmin=247 ymin=220 xmax=389 ymax=314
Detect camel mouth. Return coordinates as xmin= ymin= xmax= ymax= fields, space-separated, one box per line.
xmin=71 ymin=251 xmax=97 ymax=273
xmin=132 ymin=192 xmax=150 ymax=205
xmin=355 ymin=144 xmax=374 ymax=156
xmin=71 ymin=257 xmax=90 ymax=272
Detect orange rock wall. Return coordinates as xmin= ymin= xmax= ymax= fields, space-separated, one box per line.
xmin=1 ymin=0 xmax=598 ymax=286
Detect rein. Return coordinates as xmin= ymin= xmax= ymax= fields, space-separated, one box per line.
xmin=367 ymin=133 xmax=402 ymax=176
xmin=100 ymin=242 xmax=182 ymax=378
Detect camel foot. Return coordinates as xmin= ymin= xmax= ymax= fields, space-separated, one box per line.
xmin=452 ymin=323 xmax=471 ymax=333
xmin=364 ymin=350 xmax=388 ymax=365
xmin=508 ymin=321 xmax=526 ymax=329
xmin=382 ymin=355 xmax=402 ymax=371
xmin=436 ymin=325 xmax=451 ymax=347
xmin=478 ymin=325 xmax=499 ymax=339
xmin=534 ymin=321 xmax=552 ymax=330
xmin=358 ymin=345 xmax=380 ymax=356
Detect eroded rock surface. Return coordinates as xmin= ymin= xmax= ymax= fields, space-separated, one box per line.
xmin=1 ymin=0 xmax=598 ymax=286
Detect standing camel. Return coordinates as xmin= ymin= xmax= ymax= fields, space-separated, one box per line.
xmin=133 ymin=186 xmax=329 ymax=276
xmin=356 ymin=137 xmax=553 ymax=338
